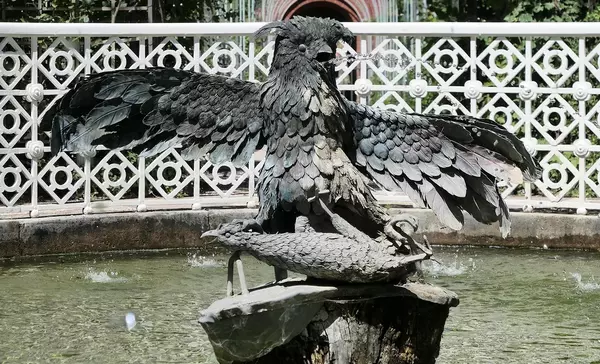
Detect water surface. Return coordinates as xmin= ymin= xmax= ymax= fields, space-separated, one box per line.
xmin=0 ymin=248 xmax=599 ymax=363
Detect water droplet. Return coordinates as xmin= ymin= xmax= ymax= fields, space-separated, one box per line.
xmin=125 ymin=312 xmax=136 ymax=331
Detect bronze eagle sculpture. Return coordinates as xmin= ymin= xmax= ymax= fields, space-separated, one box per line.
xmin=45 ymin=17 xmax=541 ymax=265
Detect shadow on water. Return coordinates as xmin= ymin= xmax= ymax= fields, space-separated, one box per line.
xmin=0 ymin=246 xmax=599 ymax=363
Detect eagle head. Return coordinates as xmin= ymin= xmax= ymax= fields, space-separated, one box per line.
xmin=255 ymin=16 xmax=354 ymax=66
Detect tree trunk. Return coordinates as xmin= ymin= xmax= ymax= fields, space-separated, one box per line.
xmin=234 ymin=294 xmax=451 ymax=364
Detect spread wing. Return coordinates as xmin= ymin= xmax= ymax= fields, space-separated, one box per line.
xmin=345 ymin=100 xmax=541 ymax=237
xmin=45 ymin=68 xmax=265 ymax=166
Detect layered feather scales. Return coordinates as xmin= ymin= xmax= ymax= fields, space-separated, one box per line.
xmin=256 ymin=35 xmax=383 ymax=230
xmin=345 ymin=100 xmax=541 ymax=237
xmin=48 ymin=68 xmax=264 ymax=167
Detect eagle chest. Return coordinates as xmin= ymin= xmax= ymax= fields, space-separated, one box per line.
xmin=261 ymin=108 xmax=350 ymax=205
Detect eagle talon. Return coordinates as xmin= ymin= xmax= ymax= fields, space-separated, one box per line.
xmin=398 ymin=252 xmax=428 ymax=265
xmin=384 ymin=214 xmax=419 ymax=242
xmin=307 ymin=189 xmax=331 ymax=203
xmin=231 ymin=218 xmax=264 ymax=233
xmin=420 ymin=235 xmax=433 ymax=256
xmin=412 ymin=239 xmax=433 ymax=256
xmin=388 ymin=214 xmax=419 ymax=235
xmin=384 ymin=213 xmax=434 ymax=259
xmin=307 ymin=189 xmax=334 ymax=217
xmin=202 ymin=218 xmax=264 ymax=240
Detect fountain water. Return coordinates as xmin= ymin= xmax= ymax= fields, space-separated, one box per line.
xmin=571 ymin=272 xmax=600 ymax=292
xmin=1 ymin=247 xmax=598 ymax=363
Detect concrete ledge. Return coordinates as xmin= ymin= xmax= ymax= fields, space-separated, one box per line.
xmin=0 ymin=210 xmax=254 ymax=258
xmin=0 ymin=208 xmax=599 ymax=258
xmin=403 ymin=209 xmax=600 ymax=250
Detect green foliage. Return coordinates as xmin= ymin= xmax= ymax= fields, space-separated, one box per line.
xmin=3 ymin=0 xmax=238 ymax=23
xmin=584 ymin=4 xmax=600 ymax=21
xmin=155 ymin=0 xmax=238 ymax=23
xmin=24 ymin=0 xmax=95 ymax=23
xmin=504 ymin=0 xmax=585 ymax=22
xmin=420 ymin=0 xmax=598 ymax=23
xmin=3 ymin=0 xmax=92 ymax=23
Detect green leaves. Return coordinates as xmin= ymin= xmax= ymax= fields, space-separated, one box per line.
xmin=8 ymin=0 xmax=238 ymax=23
xmin=156 ymin=0 xmax=238 ymax=23
xmin=504 ymin=0 xmax=586 ymax=23
xmin=419 ymin=0 xmax=595 ymax=23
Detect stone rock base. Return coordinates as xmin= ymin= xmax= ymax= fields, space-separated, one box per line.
xmin=199 ymin=280 xmax=458 ymax=364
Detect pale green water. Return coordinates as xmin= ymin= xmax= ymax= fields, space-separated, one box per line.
xmin=0 ymin=247 xmax=599 ymax=363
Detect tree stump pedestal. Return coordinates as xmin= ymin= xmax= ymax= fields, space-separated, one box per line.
xmin=199 ymin=280 xmax=458 ymax=364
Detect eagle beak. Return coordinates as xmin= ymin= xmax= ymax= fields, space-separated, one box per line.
xmin=342 ymin=28 xmax=354 ymax=44
xmin=316 ymin=43 xmax=334 ymax=63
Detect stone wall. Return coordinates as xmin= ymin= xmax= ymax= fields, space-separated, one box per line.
xmin=1 ymin=209 xmax=599 ymax=258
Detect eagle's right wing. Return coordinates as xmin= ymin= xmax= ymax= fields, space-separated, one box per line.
xmin=46 ymin=68 xmax=265 ymax=166
xmin=344 ymin=99 xmax=542 ymax=237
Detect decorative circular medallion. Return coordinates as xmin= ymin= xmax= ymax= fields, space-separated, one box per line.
xmin=26 ymin=140 xmax=44 ymax=160
xmin=518 ymin=81 xmax=537 ymax=101
xmin=463 ymin=80 xmax=482 ymax=100
xmin=409 ymin=79 xmax=427 ymax=98
xmin=354 ymin=78 xmax=373 ymax=97
xmin=25 ymin=83 xmax=44 ymax=103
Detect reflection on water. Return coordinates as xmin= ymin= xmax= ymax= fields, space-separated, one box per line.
xmin=0 ymin=247 xmax=599 ymax=363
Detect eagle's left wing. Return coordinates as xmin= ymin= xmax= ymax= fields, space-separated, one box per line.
xmin=344 ymin=99 xmax=541 ymax=237
xmin=44 ymin=68 xmax=265 ymax=167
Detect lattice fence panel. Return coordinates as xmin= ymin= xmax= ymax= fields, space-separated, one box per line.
xmin=2 ymin=23 xmax=600 ymax=218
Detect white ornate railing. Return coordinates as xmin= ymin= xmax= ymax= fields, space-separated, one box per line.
xmin=2 ymin=22 xmax=600 ymax=219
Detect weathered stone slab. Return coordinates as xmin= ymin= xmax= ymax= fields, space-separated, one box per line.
xmin=199 ymin=280 xmax=458 ymax=364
